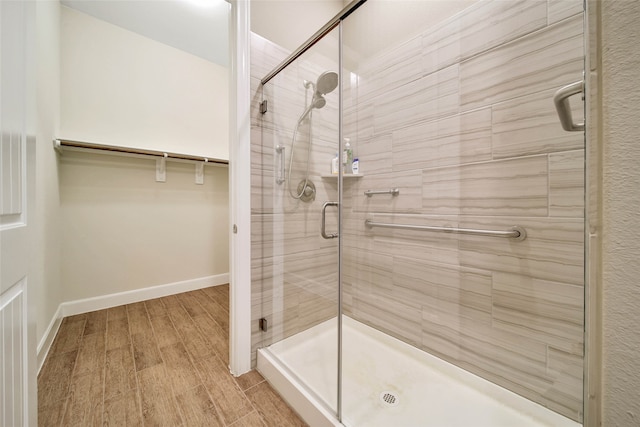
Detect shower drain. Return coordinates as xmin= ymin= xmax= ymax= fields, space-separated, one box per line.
xmin=379 ymin=391 xmax=399 ymax=407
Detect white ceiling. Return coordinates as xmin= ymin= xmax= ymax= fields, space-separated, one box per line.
xmin=61 ymin=0 xmax=230 ymax=67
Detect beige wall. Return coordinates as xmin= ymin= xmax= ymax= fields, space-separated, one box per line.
xmin=35 ymin=0 xmax=63 ymax=347
xmin=59 ymin=152 xmax=229 ymax=302
xmin=32 ymin=4 xmax=230 ymax=354
xmin=60 ymin=6 xmax=229 ymax=160
xmin=600 ymin=0 xmax=640 ymax=424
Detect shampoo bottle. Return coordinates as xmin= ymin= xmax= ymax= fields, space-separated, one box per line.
xmin=352 ymin=158 xmax=359 ymax=174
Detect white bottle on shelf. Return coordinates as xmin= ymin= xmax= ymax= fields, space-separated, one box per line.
xmin=331 ymin=152 xmax=339 ymax=174
xmin=343 ymin=138 xmax=353 ymax=174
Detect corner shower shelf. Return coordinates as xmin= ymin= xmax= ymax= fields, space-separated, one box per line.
xmin=320 ymin=174 xmax=363 ymax=179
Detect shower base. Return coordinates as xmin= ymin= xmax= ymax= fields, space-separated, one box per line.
xmin=257 ymin=316 xmax=580 ymax=427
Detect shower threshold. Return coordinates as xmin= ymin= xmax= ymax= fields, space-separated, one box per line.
xmin=257 ymin=316 xmax=580 ymax=427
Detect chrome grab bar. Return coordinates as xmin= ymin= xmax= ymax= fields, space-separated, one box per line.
xmin=364 ymin=188 xmax=400 ymax=197
xmin=365 ymin=219 xmax=526 ymax=241
xmin=321 ymin=201 xmax=339 ymax=239
xmin=275 ymin=145 xmax=285 ymax=184
xmin=553 ymin=80 xmax=584 ymax=132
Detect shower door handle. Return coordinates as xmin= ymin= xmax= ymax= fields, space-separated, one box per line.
xmin=321 ymin=201 xmax=338 ymax=239
xmin=553 ymin=80 xmax=584 ymax=131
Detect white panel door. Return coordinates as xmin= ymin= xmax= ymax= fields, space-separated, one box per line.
xmin=0 ymin=1 xmax=37 ymax=425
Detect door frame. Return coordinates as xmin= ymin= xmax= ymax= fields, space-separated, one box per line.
xmin=228 ymin=0 xmax=252 ymax=376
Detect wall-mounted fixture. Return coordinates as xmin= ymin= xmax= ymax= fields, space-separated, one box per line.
xmin=53 ymin=139 xmax=227 ymax=184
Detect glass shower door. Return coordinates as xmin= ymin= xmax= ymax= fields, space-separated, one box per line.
xmin=340 ymin=0 xmax=585 ymax=426
xmin=253 ymin=27 xmax=342 ymax=415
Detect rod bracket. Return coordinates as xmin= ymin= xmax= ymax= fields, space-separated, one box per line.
xmin=156 ymin=154 xmax=167 ymax=182
xmin=195 ymin=159 xmax=207 ymax=185
xmin=53 ymin=139 xmax=63 ymax=154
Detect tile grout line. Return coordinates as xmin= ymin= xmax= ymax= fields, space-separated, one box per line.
xmin=174 ymin=288 xmax=269 ymax=427
xmin=148 ymin=296 xmax=202 ymax=427
xmin=40 ymin=286 xmax=302 ymax=427
xmin=125 ymin=305 xmax=147 ymax=426
xmin=98 ymin=317 xmax=107 ymax=427
xmin=61 ymin=317 xmax=87 ymax=425
xmin=172 ymin=293 xmax=249 ymax=427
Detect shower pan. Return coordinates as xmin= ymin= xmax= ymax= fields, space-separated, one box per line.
xmin=251 ymin=0 xmax=587 ymax=426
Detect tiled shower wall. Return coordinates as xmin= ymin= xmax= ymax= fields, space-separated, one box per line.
xmin=342 ymin=0 xmax=584 ymax=421
xmin=250 ymin=34 xmax=341 ymax=366
xmin=251 ymin=0 xmax=585 ymax=422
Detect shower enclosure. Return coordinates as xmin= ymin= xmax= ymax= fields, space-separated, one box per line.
xmin=251 ymin=0 xmax=586 ymax=425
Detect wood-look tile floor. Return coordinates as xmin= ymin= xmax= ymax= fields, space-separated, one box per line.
xmin=38 ymin=285 xmax=308 ymax=427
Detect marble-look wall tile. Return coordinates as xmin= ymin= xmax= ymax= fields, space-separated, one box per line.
xmin=393 ymin=108 xmax=492 ymax=171
xmin=355 ymin=35 xmax=424 ymax=103
xmin=255 ymin=283 xmax=303 ymax=344
xmin=345 ymin=101 xmax=374 ymax=142
xmin=421 ymin=317 xmax=553 ymax=388
xmin=350 ymin=213 xmax=462 ymax=265
xmin=545 ymin=347 xmax=583 ymax=418
xmin=393 ymin=257 xmax=492 ymax=317
xmin=422 ymin=155 xmax=548 ymax=216
xmin=351 ymin=134 xmax=393 ymax=176
xmin=254 ymin=247 xmax=338 ymax=350
xmin=548 ymin=0 xmax=584 ymax=25
xmin=351 ymin=292 xmax=423 ymax=349
xmin=343 ymin=251 xmax=393 ymax=299
xmin=422 ymin=0 xmax=547 ymax=75
xmin=261 ymin=84 xmax=308 ymax=134
xmin=492 ymin=272 xmax=584 ymax=355
xmin=460 ymin=15 xmax=583 ymax=110
xmin=251 ymin=212 xmax=328 ymax=259
xmin=549 ymin=149 xmax=585 ymax=218
xmin=373 ymin=65 xmax=459 ymax=135
xmin=422 ymin=322 xmax=581 ymax=420
xmin=491 ymin=88 xmax=584 ymax=159
xmin=250 ymin=33 xmax=290 ymax=80
xmin=282 ymin=247 xmax=337 ymax=289
xmin=351 ymin=170 xmax=423 ymax=213
xmin=251 ymin=126 xmax=278 ymax=215
xmin=459 ymin=216 xmax=584 ymax=285
xmin=547 ymin=347 xmax=583 ymax=384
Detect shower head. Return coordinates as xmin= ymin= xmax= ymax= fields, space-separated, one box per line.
xmin=315 ymin=71 xmax=338 ymax=96
xmin=299 ymin=71 xmax=338 ymax=122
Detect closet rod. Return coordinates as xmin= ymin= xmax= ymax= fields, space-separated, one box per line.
xmin=54 ymin=139 xmax=228 ymax=165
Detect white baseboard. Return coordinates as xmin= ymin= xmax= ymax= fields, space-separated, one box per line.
xmin=36 ymin=273 xmax=228 ymax=373
xmin=37 ymin=304 xmax=63 ymax=374
xmin=60 ymin=273 xmax=228 ymax=317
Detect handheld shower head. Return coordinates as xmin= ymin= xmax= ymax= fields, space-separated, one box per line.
xmin=288 ymin=71 xmax=339 ymax=201
xmin=315 ymin=71 xmax=338 ymax=96
xmin=299 ymin=71 xmax=338 ymax=122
